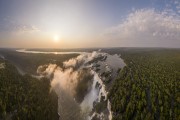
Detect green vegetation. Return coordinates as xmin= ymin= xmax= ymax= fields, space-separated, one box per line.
xmin=0 ymin=49 xmax=78 ymax=74
xmin=0 ymin=59 xmax=58 ymax=120
xmin=109 ymin=49 xmax=180 ymax=120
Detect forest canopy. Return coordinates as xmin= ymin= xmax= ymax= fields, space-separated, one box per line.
xmin=0 ymin=58 xmax=58 ymax=120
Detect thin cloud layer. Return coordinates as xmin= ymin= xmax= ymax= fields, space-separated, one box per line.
xmin=174 ymin=0 xmax=180 ymax=14
xmin=0 ymin=17 xmax=40 ymax=34
xmin=104 ymin=9 xmax=180 ymax=47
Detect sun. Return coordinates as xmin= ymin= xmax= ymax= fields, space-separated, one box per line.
xmin=53 ymin=34 xmax=60 ymax=42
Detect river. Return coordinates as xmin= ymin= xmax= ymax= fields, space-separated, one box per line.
xmin=16 ymin=49 xmax=126 ymax=120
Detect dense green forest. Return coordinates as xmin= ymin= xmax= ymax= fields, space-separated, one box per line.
xmin=108 ymin=49 xmax=180 ymax=120
xmin=0 ymin=59 xmax=58 ymax=120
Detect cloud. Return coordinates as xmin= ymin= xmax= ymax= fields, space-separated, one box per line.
xmin=174 ymin=0 xmax=179 ymax=5
xmin=15 ymin=25 xmax=40 ymax=34
xmin=0 ymin=17 xmax=40 ymax=34
xmin=173 ymin=0 xmax=180 ymax=14
xmin=37 ymin=64 xmax=57 ymax=77
xmin=103 ymin=9 xmax=180 ymax=47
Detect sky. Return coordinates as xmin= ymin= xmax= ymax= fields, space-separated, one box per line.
xmin=0 ymin=0 xmax=180 ymax=48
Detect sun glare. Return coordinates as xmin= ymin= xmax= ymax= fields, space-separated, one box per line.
xmin=53 ymin=35 xmax=60 ymax=42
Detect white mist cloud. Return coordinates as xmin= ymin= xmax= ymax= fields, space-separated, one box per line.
xmin=37 ymin=64 xmax=79 ymax=96
xmin=63 ymin=51 xmax=100 ymax=68
xmin=51 ymin=67 xmax=79 ymax=96
xmin=37 ymin=64 xmax=57 ymax=78
xmin=37 ymin=52 xmax=101 ymax=97
xmin=103 ymin=9 xmax=180 ymax=47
